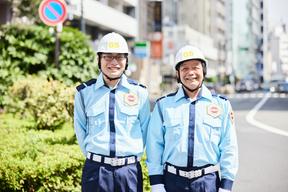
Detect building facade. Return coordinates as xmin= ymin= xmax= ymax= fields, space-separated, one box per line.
xmin=232 ymin=0 xmax=264 ymax=80
xmin=68 ymin=0 xmax=138 ymax=41
xmin=267 ymin=25 xmax=288 ymax=80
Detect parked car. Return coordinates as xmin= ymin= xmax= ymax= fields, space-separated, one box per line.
xmin=276 ymin=81 xmax=288 ymax=93
xmin=235 ymin=77 xmax=260 ymax=92
xmin=269 ymin=79 xmax=283 ymax=92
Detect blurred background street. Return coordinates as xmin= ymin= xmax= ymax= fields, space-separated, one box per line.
xmin=229 ymin=92 xmax=288 ymax=192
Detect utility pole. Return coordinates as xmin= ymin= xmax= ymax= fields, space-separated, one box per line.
xmin=80 ymin=0 xmax=85 ymax=33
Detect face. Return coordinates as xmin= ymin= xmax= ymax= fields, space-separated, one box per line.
xmin=177 ymin=60 xmax=204 ymax=90
xmin=100 ymin=53 xmax=127 ymax=79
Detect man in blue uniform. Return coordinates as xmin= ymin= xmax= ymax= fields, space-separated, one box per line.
xmin=146 ymin=45 xmax=238 ymax=192
xmin=74 ymin=32 xmax=150 ymax=192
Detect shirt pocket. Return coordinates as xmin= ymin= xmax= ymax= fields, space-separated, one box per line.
xmin=164 ymin=118 xmax=182 ymax=140
xmin=118 ymin=105 xmax=139 ymax=129
xmin=86 ymin=104 xmax=106 ymax=135
xmin=203 ymin=117 xmax=222 ymax=144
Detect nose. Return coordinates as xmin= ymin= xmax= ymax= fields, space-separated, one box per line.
xmin=187 ymin=70 xmax=196 ymax=75
xmin=110 ymin=57 xmax=118 ymax=64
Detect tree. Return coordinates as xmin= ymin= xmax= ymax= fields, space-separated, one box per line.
xmin=8 ymin=0 xmax=42 ymax=24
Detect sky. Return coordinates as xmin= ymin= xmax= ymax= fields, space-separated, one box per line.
xmin=266 ymin=0 xmax=288 ymax=28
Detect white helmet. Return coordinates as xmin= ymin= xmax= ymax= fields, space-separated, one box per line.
xmin=175 ymin=45 xmax=207 ymax=70
xmin=97 ymin=32 xmax=129 ymax=54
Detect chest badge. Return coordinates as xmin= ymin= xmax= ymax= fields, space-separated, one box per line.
xmin=207 ymin=104 xmax=222 ymax=118
xmin=124 ymin=92 xmax=138 ymax=106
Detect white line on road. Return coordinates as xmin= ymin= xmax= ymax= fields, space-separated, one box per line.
xmin=246 ymin=92 xmax=288 ymax=137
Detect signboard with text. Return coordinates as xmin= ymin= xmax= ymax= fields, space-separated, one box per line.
xmin=134 ymin=41 xmax=150 ymax=58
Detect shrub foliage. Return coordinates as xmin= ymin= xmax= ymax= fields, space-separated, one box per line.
xmin=0 ymin=114 xmax=151 ymax=191
xmin=0 ymin=24 xmax=98 ymax=107
xmin=0 ymin=114 xmax=82 ymax=191
xmin=5 ymin=76 xmax=74 ymax=130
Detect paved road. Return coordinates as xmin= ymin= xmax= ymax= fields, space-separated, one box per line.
xmin=229 ymin=93 xmax=288 ymax=192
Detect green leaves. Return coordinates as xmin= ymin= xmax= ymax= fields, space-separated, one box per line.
xmin=5 ymin=76 xmax=75 ymax=131
xmin=0 ymin=113 xmax=151 ymax=191
xmin=0 ymin=114 xmax=82 ymax=191
xmin=0 ymin=24 xmax=98 ymax=107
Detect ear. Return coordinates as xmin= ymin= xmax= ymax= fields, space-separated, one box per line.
xmin=97 ymin=53 xmax=102 ymax=70
xmin=176 ymin=70 xmax=181 ymax=83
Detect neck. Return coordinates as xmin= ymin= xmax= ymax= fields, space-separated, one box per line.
xmin=183 ymin=85 xmax=201 ymax=100
xmin=103 ymin=75 xmax=120 ymax=88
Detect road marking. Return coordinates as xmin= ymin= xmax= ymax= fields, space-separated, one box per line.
xmin=228 ymin=92 xmax=288 ymax=99
xmin=246 ymin=92 xmax=288 ymax=137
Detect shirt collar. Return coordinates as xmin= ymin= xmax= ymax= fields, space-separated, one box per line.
xmin=94 ymin=73 xmax=106 ymax=90
xmin=94 ymin=73 xmax=130 ymax=91
xmin=119 ymin=74 xmax=132 ymax=90
xmin=200 ymin=84 xmax=213 ymax=101
xmin=174 ymin=84 xmax=213 ymax=102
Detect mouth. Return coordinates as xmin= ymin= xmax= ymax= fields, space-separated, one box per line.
xmin=185 ymin=76 xmax=197 ymax=81
xmin=108 ymin=66 xmax=120 ymax=71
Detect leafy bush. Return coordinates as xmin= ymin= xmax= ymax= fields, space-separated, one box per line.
xmin=46 ymin=27 xmax=98 ymax=85
xmin=0 ymin=114 xmax=82 ymax=191
xmin=7 ymin=0 xmax=42 ymax=25
xmin=141 ymin=153 xmax=151 ymax=192
xmin=0 ymin=114 xmax=152 ymax=191
xmin=5 ymin=76 xmax=75 ymax=130
xmin=0 ymin=24 xmax=98 ymax=107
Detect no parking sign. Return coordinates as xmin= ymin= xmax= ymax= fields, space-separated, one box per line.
xmin=39 ymin=0 xmax=67 ymax=26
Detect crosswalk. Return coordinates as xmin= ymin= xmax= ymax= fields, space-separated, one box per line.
xmin=227 ymin=92 xmax=288 ymax=99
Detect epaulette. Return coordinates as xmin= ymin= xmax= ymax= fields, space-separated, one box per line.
xmin=156 ymin=91 xmax=177 ymax=102
xmin=127 ymin=78 xmax=147 ymax=88
xmin=76 ymin=78 xmax=97 ymax=91
xmin=212 ymin=93 xmax=228 ymax=101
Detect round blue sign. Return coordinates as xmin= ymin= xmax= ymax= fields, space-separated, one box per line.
xmin=39 ymin=0 xmax=67 ymax=26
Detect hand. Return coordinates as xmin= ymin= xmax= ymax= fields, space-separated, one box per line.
xmin=151 ymin=184 xmax=166 ymax=192
xmin=219 ymin=188 xmax=231 ymax=192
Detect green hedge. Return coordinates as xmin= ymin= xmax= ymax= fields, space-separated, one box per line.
xmin=0 ymin=114 xmax=82 ymax=191
xmin=0 ymin=114 xmax=151 ymax=191
xmin=4 ymin=76 xmax=74 ymax=130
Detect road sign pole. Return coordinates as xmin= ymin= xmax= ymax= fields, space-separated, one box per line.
xmin=54 ymin=23 xmax=62 ymax=68
xmin=80 ymin=0 xmax=86 ymax=33
xmin=55 ymin=32 xmax=60 ymax=68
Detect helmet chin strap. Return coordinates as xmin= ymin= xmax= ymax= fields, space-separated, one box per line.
xmin=102 ymin=71 xmax=123 ymax=81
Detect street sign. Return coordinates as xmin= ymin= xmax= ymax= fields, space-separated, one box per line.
xmin=134 ymin=41 xmax=150 ymax=58
xmin=39 ymin=0 xmax=67 ymax=26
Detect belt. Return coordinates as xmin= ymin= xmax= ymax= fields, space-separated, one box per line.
xmin=165 ymin=164 xmax=219 ymax=179
xmin=87 ymin=152 xmax=141 ymax=167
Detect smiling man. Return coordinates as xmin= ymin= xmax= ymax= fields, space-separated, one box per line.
xmin=146 ymin=45 xmax=238 ymax=192
xmin=74 ymin=32 xmax=150 ymax=192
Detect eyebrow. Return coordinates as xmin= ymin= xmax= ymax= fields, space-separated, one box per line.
xmin=102 ymin=53 xmax=125 ymax=56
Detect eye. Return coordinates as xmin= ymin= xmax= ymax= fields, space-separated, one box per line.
xmin=116 ymin=55 xmax=126 ymax=60
xmin=181 ymin=67 xmax=189 ymax=71
xmin=106 ymin=55 xmax=113 ymax=60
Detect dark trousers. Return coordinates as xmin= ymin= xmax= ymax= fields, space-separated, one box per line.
xmin=81 ymin=159 xmax=143 ymax=192
xmin=164 ymin=170 xmax=220 ymax=192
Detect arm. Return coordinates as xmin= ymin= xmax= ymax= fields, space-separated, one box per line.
xmin=74 ymin=90 xmax=88 ymax=156
xmin=138 ymin=89 xmax=151 ymax=148
xmin=146 ymin=102 xmax=165 ymax=185
xmin=219 ymin=101 xmax=239 ymax=190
